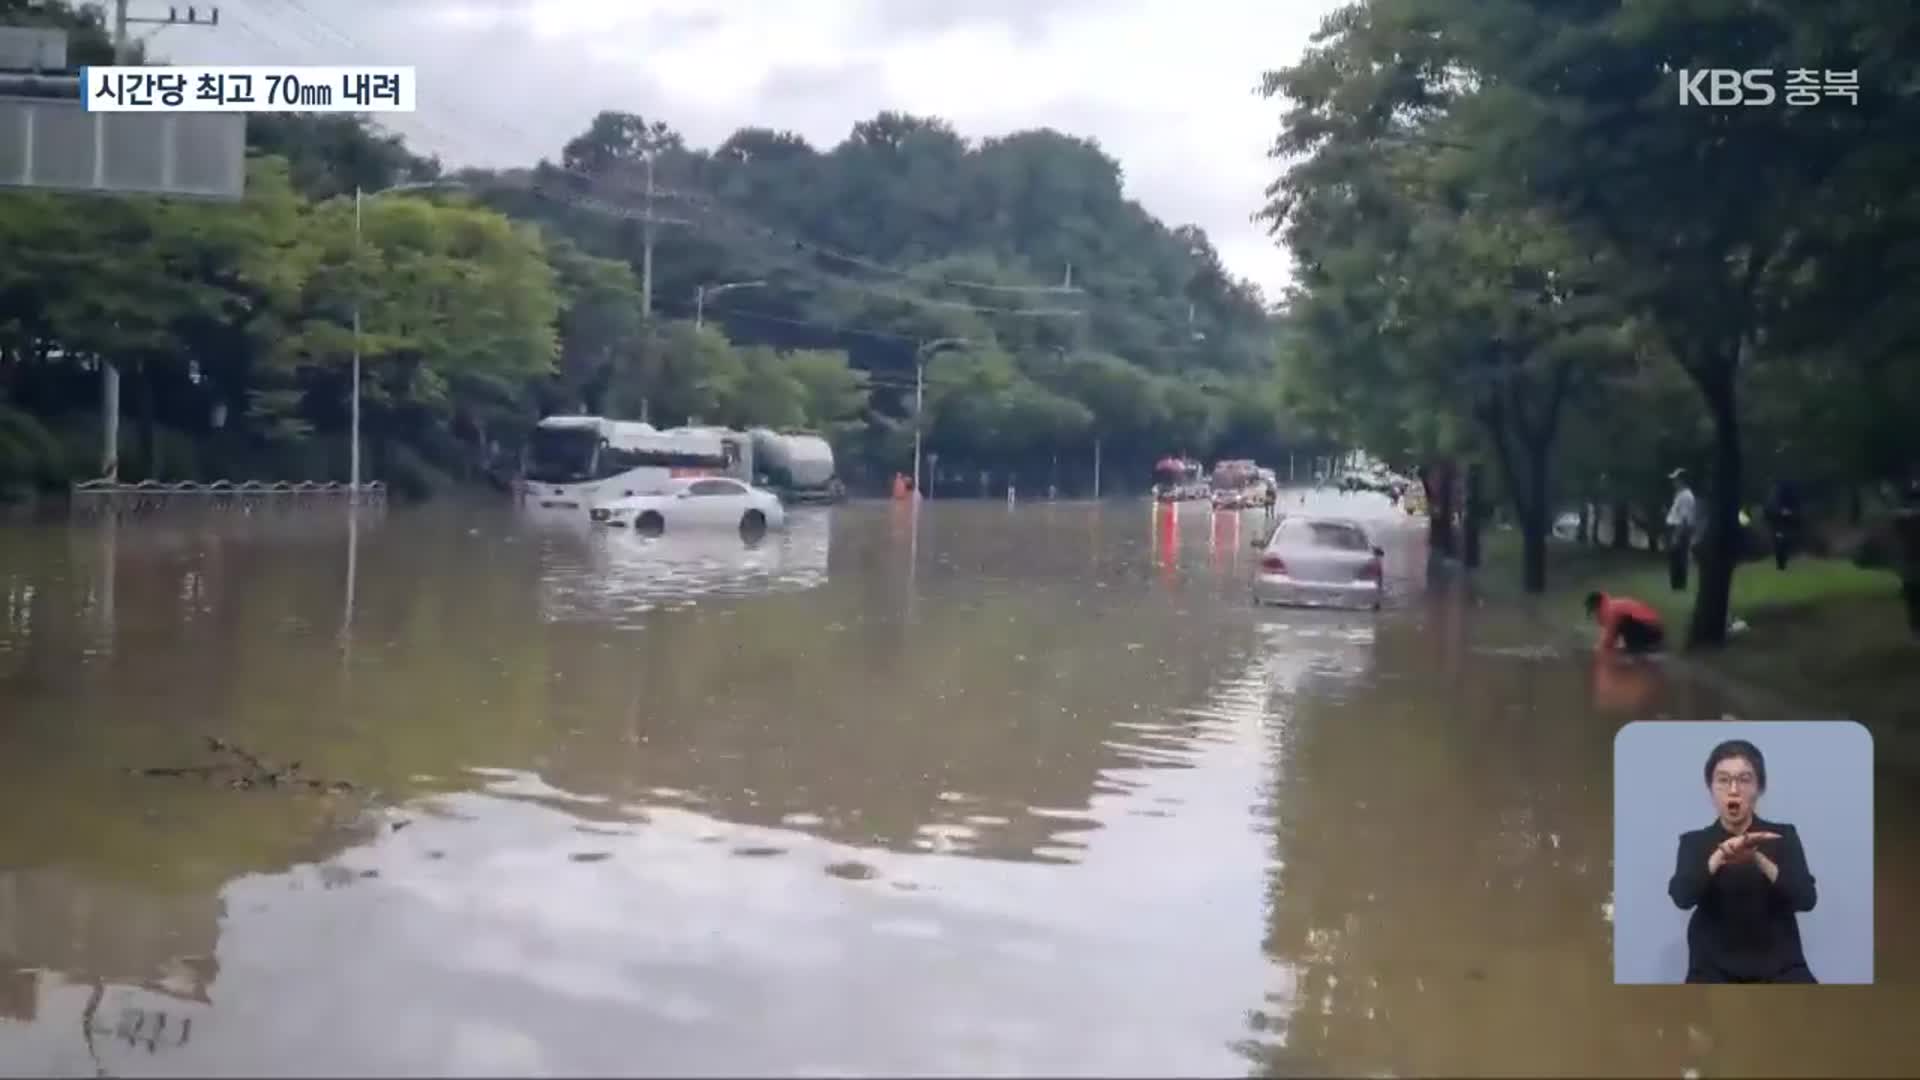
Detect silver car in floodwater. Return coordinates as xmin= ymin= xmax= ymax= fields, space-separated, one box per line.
xmin=1251 ymin=515 xmax=1385 ymax=610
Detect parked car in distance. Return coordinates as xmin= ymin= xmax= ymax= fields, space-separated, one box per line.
xmin=1252 ymin=515 xmax=1384 ymax=610
xmin=589 ymin=476 xmax=786 ymax=537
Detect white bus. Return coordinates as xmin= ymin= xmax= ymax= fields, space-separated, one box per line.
xmin=521 ymin=416 xmax=752 ymax=511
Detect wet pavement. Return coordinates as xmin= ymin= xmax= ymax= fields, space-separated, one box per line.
xmin=1 ymin=490 xmax=1916 ymax=1077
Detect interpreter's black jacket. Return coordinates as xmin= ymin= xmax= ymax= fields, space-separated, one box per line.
xmin=1668 ymin=817 xmax=1819 ymax=983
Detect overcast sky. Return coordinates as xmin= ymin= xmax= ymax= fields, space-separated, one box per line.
xmin=158 ymin=0 xmax=1336 ymax=299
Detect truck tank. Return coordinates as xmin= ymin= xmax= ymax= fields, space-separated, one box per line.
xmin=749 ymin=429 xmax=839 ymax=499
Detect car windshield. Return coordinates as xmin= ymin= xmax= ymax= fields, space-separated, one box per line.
xmin=1277 ymin=519 xmax=1370 ymax=551
xmin=526 ymin=427 xmax=598 ymax=483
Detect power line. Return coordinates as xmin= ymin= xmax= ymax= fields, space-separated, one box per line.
xmin=222 ymin=6 xmax=476 ymax=159
xmin=234 ymin=0 xmax=1090 ymax=317
xmin=218 ymin=0 xmax=1074 ymax=302
xmin=546 ymin=160 xmax=1082 ymax=297
xmin=651 ymin=298 xmax=921 ymax=345
xmin=655 ymin=296 xmax=1213 ymax=382
xmin=521 ymin=180 xmax=1084 ymax=318
xmin=225 ymin=0 xmax=1234 ymax=366
xmin=243 ymin=0 xmax=518 ymax=166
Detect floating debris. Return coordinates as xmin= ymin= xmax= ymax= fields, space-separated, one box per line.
xmin=129 ymin=736 xmax=357 ymax=794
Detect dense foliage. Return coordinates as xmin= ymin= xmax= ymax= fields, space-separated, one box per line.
xmin=1261 ymin=0 xmax=1920 ymax=642
xmin=1 ymin=2 xmax=1329 ymax=502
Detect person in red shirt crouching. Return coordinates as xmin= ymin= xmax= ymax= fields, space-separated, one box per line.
xmin=1585 ymin=591 xmax=1666 ymax=654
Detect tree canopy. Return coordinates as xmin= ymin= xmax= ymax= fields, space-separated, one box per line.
xmin=1260 ymin=0 xmax=1920 ymax=641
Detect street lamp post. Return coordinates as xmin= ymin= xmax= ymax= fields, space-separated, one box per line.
xmin=913 ymin=337 xmax=970 ymax=498
xmin=351 ymin=179 xmax=467 ymax=495
xmin=694 ymin=280 xmax=766 ymax=329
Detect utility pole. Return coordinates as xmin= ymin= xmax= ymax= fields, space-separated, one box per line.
xmin=608 ymin=152 xmax=693 ymax=424
xmin=1093 ymin=438 xmax=1102 ymax=499
xmin=101 ymin=0 xmax=130 ymax=480
xmin=640 ymin=153 xmax=655 ymax=320
xmin=913 ymin=360 xmax=925 ymax=494
xmin=348 ymin=180 xmax=465 ymax=494
xmin=352 ymin=186 xmax=361 ymax=494
xmin=98 ymin=1 xmax=220 ymax=481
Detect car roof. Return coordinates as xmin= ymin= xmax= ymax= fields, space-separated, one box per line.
xmin=1277 ymin=514 xmax=1367 ymax=529
xmin=1271 ymin=515 xmax=1372 ymax=540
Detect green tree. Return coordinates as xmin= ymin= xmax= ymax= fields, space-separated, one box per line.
xmin=1312 ymin=0 xmax=1918 ymax=642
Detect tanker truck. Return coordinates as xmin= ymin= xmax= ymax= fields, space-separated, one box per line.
xmin=749 ymin=428 xmax=843 ymax=504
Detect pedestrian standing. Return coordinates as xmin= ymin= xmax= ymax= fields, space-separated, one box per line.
xmin=1893 ymin=478 xmax=1920 ymax=638
xmin=1764 ymin=480 xmax=1802 ymax=571
xmin=1666 ymin=468 xmax=1697 ymax=591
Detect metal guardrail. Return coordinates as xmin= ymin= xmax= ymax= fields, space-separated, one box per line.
xmin=71 ymin=479 xmax=387 ymax=495
xmin=67 ymin=479 xmax=388 ymax=517
xmin=0 ymin=72 xmax=81 ymax=97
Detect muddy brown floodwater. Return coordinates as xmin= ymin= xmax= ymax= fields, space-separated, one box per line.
xmin=1 ymin=492 xmax=1915 ymax=1077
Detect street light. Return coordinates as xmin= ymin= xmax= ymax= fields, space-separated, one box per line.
xmin=694 ymin=280 xmax=766 ymax=328
xmin=913 ymin=337 xmax=971 ymax=498
xmin=351 ymin=178 xmax=468 ymax=495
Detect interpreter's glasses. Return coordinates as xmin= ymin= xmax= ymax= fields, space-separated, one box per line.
xmin=1713 ymin=773 xmax=1758 ymax=791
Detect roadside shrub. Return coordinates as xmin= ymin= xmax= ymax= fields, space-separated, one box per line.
xmin=0 ymin=406 xmax=71 ymax=498
xmin=380 ymin=442 xmax=452 ymax=501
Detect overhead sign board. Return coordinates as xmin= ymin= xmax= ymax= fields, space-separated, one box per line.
xmin=0 ymin=95 xmax=245 ymax=200
xmin=0 ymin=27 xmax=69 ymax=72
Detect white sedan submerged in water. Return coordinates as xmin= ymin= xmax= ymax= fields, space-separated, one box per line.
xmin=589 ymin=476 xmax=786 ymax=536
xmin=1252 ymin=514 xmax=1385 ymax=610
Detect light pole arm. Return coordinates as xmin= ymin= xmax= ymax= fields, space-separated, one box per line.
xmin=694 ymin=280 xmax=767 ymax=329
xmin=910 ymin=337 xmax=971 ymax=498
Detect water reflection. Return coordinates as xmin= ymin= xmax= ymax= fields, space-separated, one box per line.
xmin=97 ymin=509 xmax=116 ymax=655
xmin=537 ymin=510 xmax=833 ymax=625
xmin=0 ymin=578 xmax=1371 ymax=1075
xmin=1591 ymin=653 xmax=1667 ymax=714
xmin=2 ymin=494 xmax=1916 ymax=1075
xmin=1245 ymin=580 xmax=1920 ymax=1077
xmin=341 ymin=502 xmax=359 ymax=654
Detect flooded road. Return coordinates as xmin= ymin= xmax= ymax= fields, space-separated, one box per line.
xmin=2 ymin=492 xmax=1916 ymax=1077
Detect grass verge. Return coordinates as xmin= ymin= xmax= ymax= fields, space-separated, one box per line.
xmin=1473 ymin=528 xmax=1918 ymax=766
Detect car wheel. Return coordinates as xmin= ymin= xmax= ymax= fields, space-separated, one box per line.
xmin=635 ymin=511 xmax=665 ymax=538
xmin=740 ymin=508 xmax=767 ymax=540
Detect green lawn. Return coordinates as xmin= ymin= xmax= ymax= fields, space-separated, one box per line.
xmin=1474 ymin=528 xmax=1918 ymax=767
xmin=1476 ymin=529 xmax=1897 ymax=627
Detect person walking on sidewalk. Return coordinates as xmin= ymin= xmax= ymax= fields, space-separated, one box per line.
xmin=1666 ymin=468 xmax=1698 ymax=591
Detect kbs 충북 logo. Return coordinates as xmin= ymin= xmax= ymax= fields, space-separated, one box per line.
xmin=1676 ymin=68 xmax=1858 ymax=107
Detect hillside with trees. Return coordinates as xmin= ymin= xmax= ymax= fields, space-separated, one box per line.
xmin=1 ymin=1 xmax=1327 ymax=501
